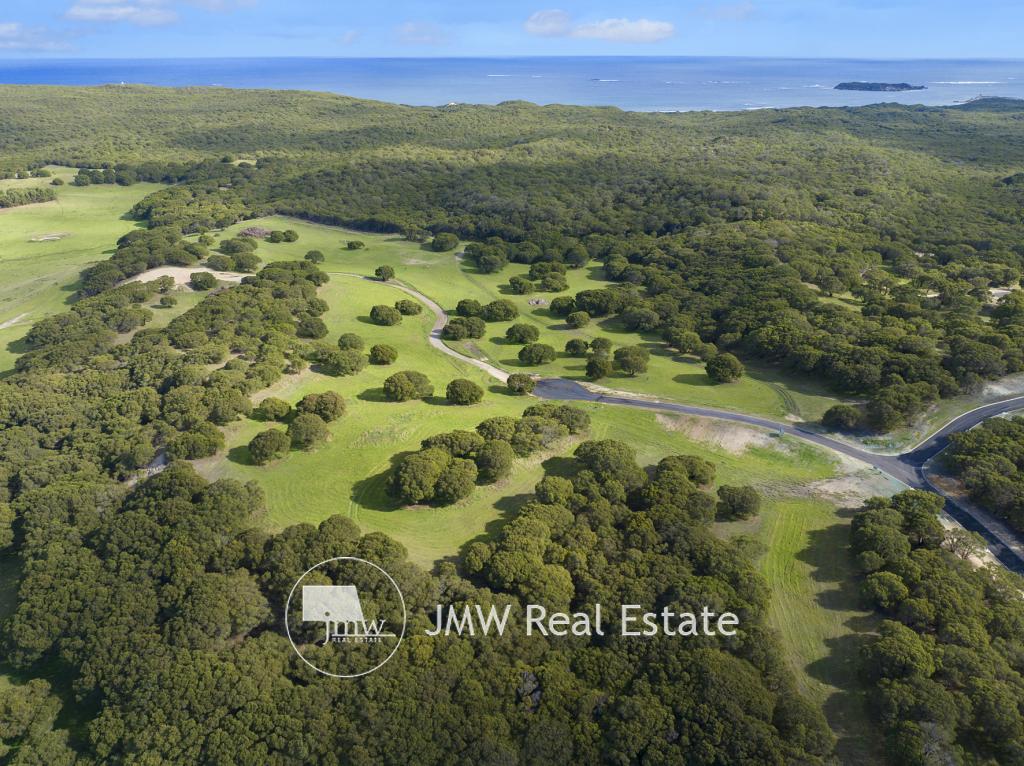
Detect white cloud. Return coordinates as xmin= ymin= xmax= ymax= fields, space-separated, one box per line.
xmin=396 ymin=21 xmax=446 ymax=46
xmin=66 ymin=0 xmax=179 ymax=26
xmin=64 ymin=0 xmax=252 ymax=26
xmin=524 ymin=9 xmax=571 ymax=37
xmin=696 ymin=2 xmax=756 ymax=21
xmin=571 ymin=17 xmax=675 ymax=42
xmin=0 ymin=21 xmax=71 ymax=50
xmin=524 ymin=10 xmax=675 ymax=44
xmin=339 ymin=30 xmax=359 ymax=46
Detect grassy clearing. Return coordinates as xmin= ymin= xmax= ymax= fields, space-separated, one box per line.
xmin=716 ymin=492 xmax=886 ymax=765
xmin=211 ymin=215 xmax=843 ymax=421
xmin=0 ymin=178 xmax=159 ymax=372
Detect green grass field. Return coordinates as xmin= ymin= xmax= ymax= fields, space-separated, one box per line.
xmin=211 ymin=215 xmax=843 ymax=421
xmin=0 ymin=175 xmax=159 ymax=372
xmin=0 ymin=182 xmax=899 ymax=756
xmin=715 ymin=486 xmax=897 ymax=765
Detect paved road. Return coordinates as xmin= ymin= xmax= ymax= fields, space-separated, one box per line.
xmin=338 ymin=272 xmax=1024 ymax=572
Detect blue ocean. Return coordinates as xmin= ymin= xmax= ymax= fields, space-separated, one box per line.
xmin=1 ymin=57 xmax=1022 ymax=111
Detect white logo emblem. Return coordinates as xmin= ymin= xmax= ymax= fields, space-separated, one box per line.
xmin=285 ymin=557 xmax=406 ymax=678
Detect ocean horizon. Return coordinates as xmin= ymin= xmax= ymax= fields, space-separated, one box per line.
xmin=1 ymin=56 xmax=1022 ymax=112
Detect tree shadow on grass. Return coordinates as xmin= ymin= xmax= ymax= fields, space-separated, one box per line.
xmin=349 ymin=450 xmax=415 ymax=512
xmin=447 ymin=491 xmax=535 ymax=571
xmin=485 ymin=384 xmax=512 ymax=396
xmin=357 ymin=387 xmax=390 ymax=403
xmin=227 ymin=445 xmax=253 ymax=466
xmin=6 ymin=337 xmax=29 ymax=357
xmin=540 ymin=455 xmax=577 ymax=479
xmin=355 ymin=315 xmax=377 ymax=325
xmin=795 ymin=511 xmax=884 ymax=765
xmin=673 ymin=372 xmax=715 ymax=388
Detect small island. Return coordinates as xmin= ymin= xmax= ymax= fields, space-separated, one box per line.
xmin=835 ymin=81 xmax=927 ymax=92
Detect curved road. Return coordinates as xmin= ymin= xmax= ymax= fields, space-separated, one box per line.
xmin=339 ymin=272 xmax=1024 ymax=572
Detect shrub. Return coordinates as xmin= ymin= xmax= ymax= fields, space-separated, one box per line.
xmin=716 ymin=486 xmax=761 ymax=520
xmin=511 ymin=416 xmax=569 ymax=456
xmin=456 ymin=298 xmax=482 ymax=317
xmin=233 ymin=252 xmax=261 ymax=272
xmin=446 ymin=378 xmax=484 ymax=405
xmin=590 ymin=337 xmax=612 ymax=356
xmin=248 ymin=429 xmax=291 ymax=465
xmin=477 ymin=416 xmax=518 ymax=442
xmin=159 ymin=295 xmax=178 ymax=308
xmin=369 ymin=344 xmax=398 ymax=365
xmin=296 ymin=391 xmax=346 ymax=423
xmin=431 ymin=232 xmax=459 ymax=252
xmin=304 ymin=250 xmax=325 ymax=263
xmin=481 ymin=299 xmax=518 ymax=322
xmin=706 ymin=352 xmax=745 ymax=383
xmin=392 ymin=448 xmax=450 ymax=503
xmin=822 ymin=404 xmax=864 ymax=431
xmin=190 ymin=272 xmax=217 ymax=291
xmin=505 ymin=324 xmax=540 ymax=344
xmin=422 ymin=430 xmax=484 ymax=458
xmin=395 ymin=299 xmax=422 ymax=315
xmin=347 ymin=240 xmax=366 ymax=250
xmin=614 ymin=345 xmax=650 ymax=376
xmin=337 ymin=333 xmax=365 ymax=351
xmin=433 ymin=459 xmax=478 ymax=504
xmin=565 ymin=338 xmax=589 ymax=357
xmin=297 ymin=316 xmax=328 ymax=339
xmin=166 ymin=422 xmax=224 ymax=460
xmin=255 ymin=397 xmax=291 ymax=422
xmin=442 ymin=316 xmax=486 ymax=340
xmin=206 ymin=254 xmax=235 ymax=271
xmin=383 ymin=371 xmax=434 ymax=401
xmin=586 ymin=354 xmax=613 ymax=380
xmin=509 ymin=275 xmax=535 ymax=295
xmin=507 ymin=373 xmax=535 ymax=395
xmin=549 ymin=297 xmax=576 ymax=317
xmin=374 ymin=264 xmax=394 ymax=280
xmin=318 ymin=349 xmax=366 ymax=377
xmin=523 ymin=404 xmax=590 ymax=434
xmin=288 ymin=413 xmax=329 ymax=450
xmin=566 ymin=311 xmax=591 ymax=329
xmin=475 ymin=439 xmax=515 ymax=483
xmin=370 ymin=305 xmax=402 ymax=326
xmin=518 ymin=343 xmax=556 ymax=366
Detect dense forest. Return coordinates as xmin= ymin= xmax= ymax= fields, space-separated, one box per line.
xmin=945 ymin=416 xmax=1024 ymax=532
xmin=852 ymin=491 xmax=1024 ymax=764
xmin=3 ymin=87 xmax=1023 ymax=428
xmin=0 ymin=258 xmax=829 ymax=762
xmin=3 ymin=85 xmax=1024 ymax=763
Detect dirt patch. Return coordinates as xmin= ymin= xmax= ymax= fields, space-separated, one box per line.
xmin=402 ymin=257 xmax=435 ymax=266
xmin=0 ymin=312 xmax=29 ymax=331
xmin=981 ymin=373 xmax=1024 ymax=399
xmin=989 ymin=286 xmax=1015 ymax=304
xmin=120 ymin=266 xmax=245 ymax=288
xmin=528 ymin=298 xmax=549 ymax=306
xmin=798 ymin=453 xmax=902 ymax=506
xmin=29 ymin=232 xmax=70 ymax=242
xmin=655 ymin=413 xmax=775 ymax=454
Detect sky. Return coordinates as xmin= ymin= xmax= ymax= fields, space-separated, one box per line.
xmin=0 ymin=0 xmax=1021 ymax=59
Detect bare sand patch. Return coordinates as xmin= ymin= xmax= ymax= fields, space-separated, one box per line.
xmin=121 ymin=266 xmax=245 ymax=288
xmin=0 ymin=312 xmax=29 ymax=331
xmin=29 ymin=232 xmax=70 ymax=242
xmin=655 ymin=413 xmax=775 ymax=454
xmin=989 ymin=286 xmax=1015 ymax=304
xmin=797 ymin=453 xmax=901 ymax=506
